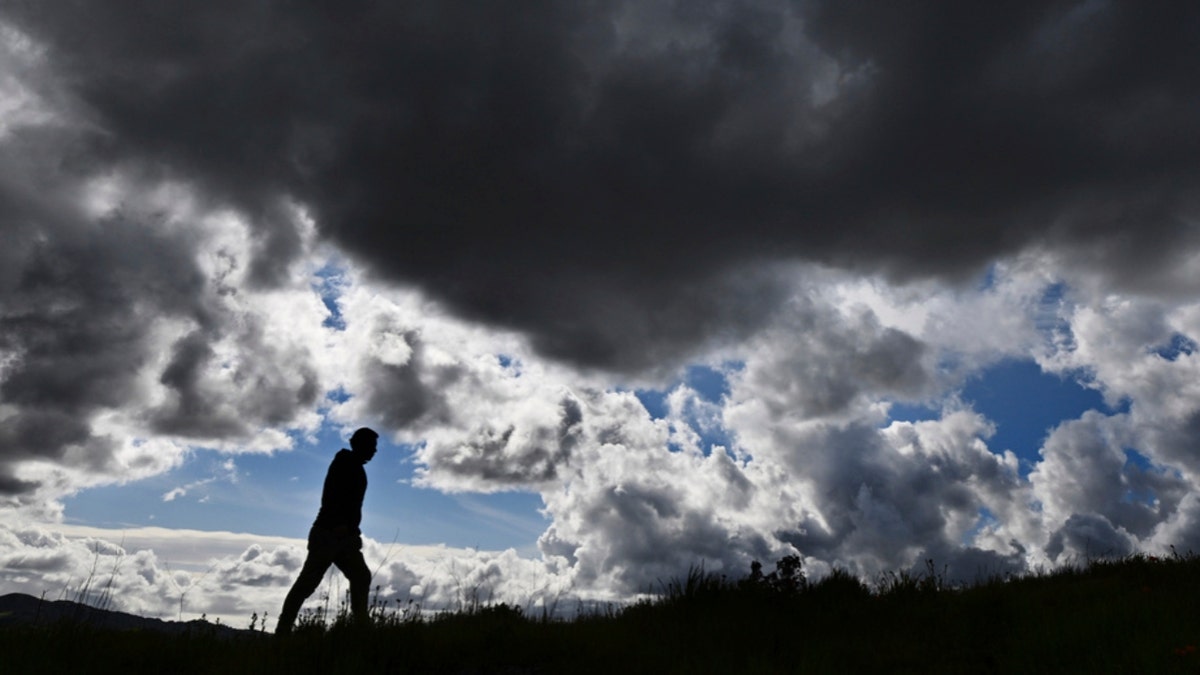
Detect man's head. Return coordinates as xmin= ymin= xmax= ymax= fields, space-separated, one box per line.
xmin=349 ymin=427 xmax=379 ymax=464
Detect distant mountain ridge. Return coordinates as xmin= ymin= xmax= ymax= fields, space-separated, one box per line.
xmin=0 ymin=593 xmax=254 ymax=637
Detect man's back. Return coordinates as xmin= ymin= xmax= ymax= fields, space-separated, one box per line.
xmin=313 ymin=449 xmax=368 ymax=531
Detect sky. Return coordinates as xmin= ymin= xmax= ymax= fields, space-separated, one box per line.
xmin=1 ymin=1 xmax=1200 ymax=625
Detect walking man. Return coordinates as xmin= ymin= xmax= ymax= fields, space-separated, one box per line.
xmin=276 ymin=427 xmax=379 ymax=634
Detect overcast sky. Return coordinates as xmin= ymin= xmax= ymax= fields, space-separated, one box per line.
xmin=2 ymin=1 xmax=1200 ymax=625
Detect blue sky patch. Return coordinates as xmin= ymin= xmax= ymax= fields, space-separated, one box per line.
xmin=312 ymin=263 xmax=347 ymax=330
xmin=962 ymin=507 xmax=1000 ymax=544
xmin=634 ymin=363 xmax=735 ymax=421
xmin=635 ymin=389 xmax=669 ymax=421
xmin=888 ymin=401 xmax=941 ymax=423
xmin=1123 ymin=448 xmax=1155 ymax=473
xmin=1121 ymin=454 xmax=1159 ymax=507
xmin=633 ymin=364 xmax=737 ymax=455
xmin=1153 ymin=333 xmax=1197 ymax=362
xmin=962 ymin=359 xmax=1107 ymax=465
xmin=684 ymin=364 xmax=732 ymax=403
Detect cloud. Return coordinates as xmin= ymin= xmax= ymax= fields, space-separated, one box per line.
xmin=0 ymin=522 xmax=578 ymax=623
xmin=161 ymin=459 xmax=239 ymax=503
xmin=0 ymin=87 xmax=330 ymax=508
xmin=3 ymin=3 xmax=1196 ymax=371
xmin=3 ymin=1 xmax=1200 ymax=618
xmin=323 ymin=266 xmax=1200 ymax=590
xmin=729 ymin=292 xmax=933 ymax=421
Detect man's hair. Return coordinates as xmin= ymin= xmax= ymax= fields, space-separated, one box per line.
xmin=350 ymin=427 xmax=378 ymax=446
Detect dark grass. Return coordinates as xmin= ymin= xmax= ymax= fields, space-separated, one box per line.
xmin=7 ymin=553 xmax=1200 ymax=674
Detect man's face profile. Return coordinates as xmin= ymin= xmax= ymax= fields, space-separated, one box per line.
xmin=360 ymin=436 xmax=377 ymax=464
xmin=351 ymin=428 xmax=379 ymax=464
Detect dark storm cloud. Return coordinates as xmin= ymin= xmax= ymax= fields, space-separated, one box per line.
xmin=0 ymin=474 xmax=41 ymax=497
xmin=7 ymin=1 xmax=1197 ymax=370
xmin=0 ymin=141 xmax=200 ymax=498
xmin=0 ymin=118 xmax=320 ymax=502
xmin=799 ymin=1 xmax=1200 ymax=265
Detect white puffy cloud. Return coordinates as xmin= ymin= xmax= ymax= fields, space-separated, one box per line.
xmin=0 ymin=522 xmax=580 ymax=624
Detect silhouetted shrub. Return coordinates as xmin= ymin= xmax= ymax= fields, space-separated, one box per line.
xmin=739 ymin=554 xmax=806 ymax=596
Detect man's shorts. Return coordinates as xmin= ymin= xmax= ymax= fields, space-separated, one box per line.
xmin=307 ymin=525 xmax=363 ymax=559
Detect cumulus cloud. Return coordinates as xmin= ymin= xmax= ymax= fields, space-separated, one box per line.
xmin=0 ymin=522 xmax=577 ymax=623
xmin=0 ymin=133 xmax=329 ymax=510
xmin=325 ymin=266 xmax=1200 ymax=592
xmin=0 ymin=22 xmax=343 ymax=511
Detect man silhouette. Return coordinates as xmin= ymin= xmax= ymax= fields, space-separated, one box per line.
xmin=276 ymin=427 xmax=379 ymax=634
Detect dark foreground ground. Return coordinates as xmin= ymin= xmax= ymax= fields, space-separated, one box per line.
xmin=5 ymin=554 xmax=1200 ymax=674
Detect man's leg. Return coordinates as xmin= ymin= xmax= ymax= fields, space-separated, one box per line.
xmin=276 ymin=553 xmax=332 ymax=634
xmin=334 ymin=548 xmax=372 ymax=626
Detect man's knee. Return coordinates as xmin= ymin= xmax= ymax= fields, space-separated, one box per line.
xmin=346 ymin=562 xmax=371 ymax=588
xmin=291 ymin=572 xmax=323 ymax=597
xmin=290 ymin=557 xmax=332 ymax=595
xmin=336 ymin=554 xmax=371 ymax=588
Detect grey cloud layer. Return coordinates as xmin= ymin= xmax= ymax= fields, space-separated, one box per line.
xmin=5 ymin=1 xmax=1197 ymax=369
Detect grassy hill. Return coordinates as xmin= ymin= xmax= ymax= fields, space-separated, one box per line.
xmin=5 ymin=553 xmax=1200 ymax=673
